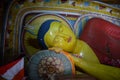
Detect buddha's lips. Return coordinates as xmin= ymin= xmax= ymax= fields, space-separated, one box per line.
xmin=68 ymin=36 xmax=72 ymax=42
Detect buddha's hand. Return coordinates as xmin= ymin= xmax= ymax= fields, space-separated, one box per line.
xmin=48 ymin=47 xmax=63 ymax=53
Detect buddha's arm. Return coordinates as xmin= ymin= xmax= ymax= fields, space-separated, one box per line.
xmin=73 ymin=40 xmax=100 ymax=64
xmin=72 ymin=56 xmax=120 ymax=80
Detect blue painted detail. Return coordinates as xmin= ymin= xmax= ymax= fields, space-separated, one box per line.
xmin=78 ymin=21 xmax=83 ymax=37
xmin=44 ymin=0 xmax=50 ymax=2
xmin=57 ymin=0 xmax=61 ymax=4
xmin=95 ymin=6 xmax=99 ymax=10
xmin=68 ymin=20 xmax=76 ymax=29
xmin=84 ymin=1 xmax=90 ymax=6
xmin=26 ymin=29 xmax=36 ymax=35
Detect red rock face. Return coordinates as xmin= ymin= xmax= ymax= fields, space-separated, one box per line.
xmin=80 ymin=18 xmax=120 ymax=67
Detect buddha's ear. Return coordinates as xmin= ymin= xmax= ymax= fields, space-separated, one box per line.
xmin=44 ymin=31 xmax=55 ymax=48
xmin=44 ymin=35 xmax=51 ymax=48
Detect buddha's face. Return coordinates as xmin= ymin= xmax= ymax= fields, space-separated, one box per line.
xmin=44 ymin=21 xmax=76 ymax=52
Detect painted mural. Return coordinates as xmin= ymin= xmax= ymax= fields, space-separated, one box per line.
xmin=1 ymin=0 xmax=120 ymax=79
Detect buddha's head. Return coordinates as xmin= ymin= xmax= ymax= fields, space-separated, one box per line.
xmin=38 ymin=20 xmax=76 ymax=52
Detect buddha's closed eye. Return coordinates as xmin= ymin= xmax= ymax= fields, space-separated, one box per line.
xmin=54 ymin=35 xmax=70 ymax=43
xmin=54 ymin=36 xmax=64 ymax=43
